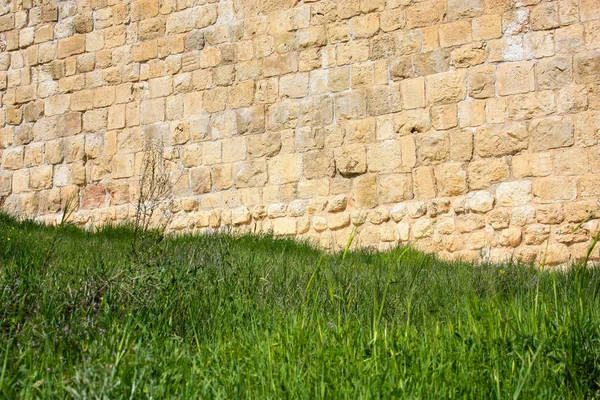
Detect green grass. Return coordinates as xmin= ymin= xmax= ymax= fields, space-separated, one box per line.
xmin=1 ymin=213 xmax=600 ymax=398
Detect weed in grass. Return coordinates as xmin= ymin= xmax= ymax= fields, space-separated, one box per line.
xmin=1 ymin=214 xmax=600 ymax=398
xmin=131 ymin=139 xmax=175 ymax=269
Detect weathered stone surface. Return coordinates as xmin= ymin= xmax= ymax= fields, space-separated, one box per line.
xmin=413 ymin=218 xmax=434 ymax=238
xmin=523 ymin=225 xmax=551 ymax=246
xmin=0 ymin=0 xmax=595 ymax=264
xmin=112 ymin=154 xmax=135 ymax=179
xmin=458 ymin=100 xmax=486 ymax=128
xmin=533 ymin=177 xmax=577 ymax=202
xmin=367 ymin=85 xmax=402 ymax=116
xmin=474 ymin=123 xmax=528 ymax=158
xmin=557 ymin=84 xmax=588 ymax=114
xmin=472 ymin=14 xmax=501 ymax=40
xmin=439 ymin=20 xmax=472 ymax=48
xmin=497 ymin=181 xmax=532 ymax=206
xmin=511 ymin=206 xmax=537 ymax=227
xmin=327 ymin=195 xmax=347 ymax=213
xmin=190 ymin=167 xmax=211 ymax=194
xmin=407 ymin=201 xmax=428 ymax=219
xmin=268 ymin=154 xmax=302 ymax=184
xmin=368 ymin=140 xmax=402 ymax=172
xmin=232 ymin=206 xmax=251 ymax=226
xmin=467 ymin=191 xmax=495 ymax=213
xmin=448 ymin=0 xmax=484 ymax=20
xmin=529 ymin=117 xmax=574 ymax=152
xmin=435 ymin=163 xmax=467 ymax=197
xmin=578 ymin=175 xmax=600 ymax=199
xmin=379 ymin=174 xmax=413 ymax=203
xmin=426 ymin=70 xmax=466 ymax=105
xmin=353 ymin=174 xmax=378 ymax=209
xmin=530 ymin=3 xmax=559 ymax=31
xmin=468 ymin=159 xmax=510 ymax=190
xmin=456 ymin=214 xmax=485 ymax=234
xmin=57 ymin=35 xmax=85 ymax=58
xmin=506 ymin=92 xmax=555 ymax=120
xmin=416 ymin=131 xmax=449 ymax=164
xmin=400 ymin=78 xmax=425 ymax=110
xmin=537 ymin=204 xmax=565 ymax=225
xmin=30 ymin=165 xmax=53 ymax=190
xmin=406 ymin=0 xmax=447 ymax=28
xmin=574 ymin=51 xmax=600 ymax=84
xmin=499 ymin=228 xmax=522 ymax=247
xmin=268 ymin=203 xmax=287 ymax=219
xmin=536 ymin=56 xmax=573 ymax=90
xmin=413 ymin=167 xmax=437 ymax=200
xmin=327 ymin=213 xmax=350 ymax=230
xmin=512 ymin=153 xmax=553 ymax=179
xmin=497 ymin=62 xmax=535 ymax=96
xmin=303 ymin=150 xmax=335 ymax=180
xmin=412 ymin=49 xmax=449 ymax=77
xmin=246 ymin=133 xmax=281 ymax=159
xmin=575 ymin=112 xmax=600 ymax=147
xmin=273 ymin=219 xmax=297 ymax=236
xmin=431 ymin=105 xmax=458 ymax=130
xmin=487 ymin=208 xmax=509 ymax=230
xmin=335 ymin=145 xmax=367 ymax=177
xmin=468 ymin=65 xmax=495 ymax=99
xmin=2 ymin=147 xmax=24 ymax=170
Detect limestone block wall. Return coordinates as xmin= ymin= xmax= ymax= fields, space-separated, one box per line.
xmin=0 ymin=0 xmax=600 ymax=264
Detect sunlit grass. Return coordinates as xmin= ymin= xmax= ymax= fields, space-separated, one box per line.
xmin=1 ymin=213 xmax=599 ymax=398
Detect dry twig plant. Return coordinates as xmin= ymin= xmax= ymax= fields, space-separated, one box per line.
xmin=131 ymin=140 xmax=174 ymax=264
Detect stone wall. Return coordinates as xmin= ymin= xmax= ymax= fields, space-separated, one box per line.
xmin=1 ymin=0 xmax=600 ymax=264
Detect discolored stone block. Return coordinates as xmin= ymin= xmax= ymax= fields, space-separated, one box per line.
xmin=497 ymin=62 xmax=535 ymax=96
xmin=426 ymin=70 xmax=466 ymax=105
xmin=335 ymin=145 xmax=367 ymax=177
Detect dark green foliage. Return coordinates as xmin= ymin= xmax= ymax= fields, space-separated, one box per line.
xmin=1 ymin=213 xmax=600 ymax=398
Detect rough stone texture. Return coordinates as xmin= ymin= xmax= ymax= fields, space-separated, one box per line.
xmin=0 ymin=0 xmax=598 ymax=266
